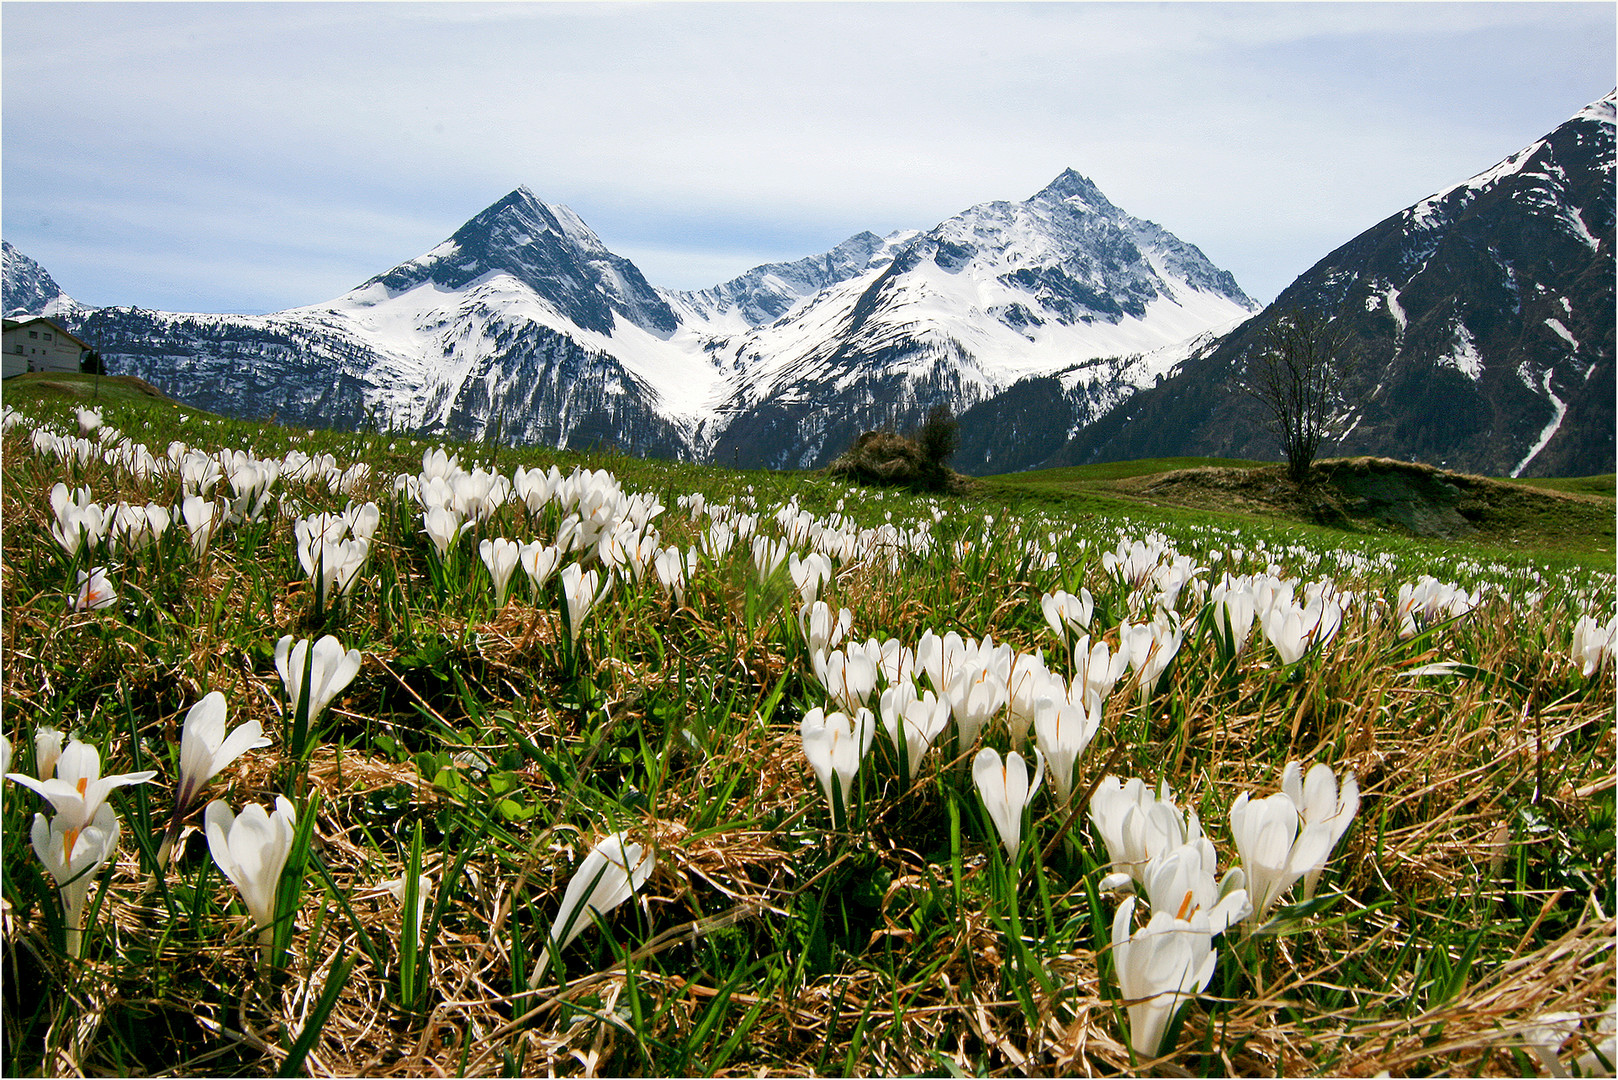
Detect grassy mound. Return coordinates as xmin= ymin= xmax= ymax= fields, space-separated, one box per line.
xmin=1123 ymin=456 xmax=1615 ymax=552
xmin=4 ymin=370 xmax=184 ymax=408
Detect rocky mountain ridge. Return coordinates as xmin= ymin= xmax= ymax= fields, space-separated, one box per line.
xmin=6 ymin=169 xmax=1256 ymax=469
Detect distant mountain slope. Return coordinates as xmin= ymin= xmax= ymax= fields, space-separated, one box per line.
xmin=664 ymin=229 xmax=918 ymax=334
xmin=1054 ymin=92 xmax=1616 ymax=479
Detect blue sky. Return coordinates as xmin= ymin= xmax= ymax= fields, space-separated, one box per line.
xmin=3 ymin=2 xmax=1613 ymax=314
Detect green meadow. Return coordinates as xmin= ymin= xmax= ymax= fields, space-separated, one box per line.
xmin=2 ymin=372 xmax=1613 ymax=1077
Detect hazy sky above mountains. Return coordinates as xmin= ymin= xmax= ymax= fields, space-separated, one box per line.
xmin=4 ymin=2 xmax=1612 ymax=314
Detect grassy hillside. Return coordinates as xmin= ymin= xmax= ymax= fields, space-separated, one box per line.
xmin=986 ymin=455 xmax=1615 ymax=567
xmin=2 ymin=380 xmax=1613 ymax=1077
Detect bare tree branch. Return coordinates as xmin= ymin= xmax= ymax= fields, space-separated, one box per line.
xmin=1240 ymin=309 xmax=1348 ymax=484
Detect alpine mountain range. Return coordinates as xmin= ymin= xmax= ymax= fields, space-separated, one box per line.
xmin=6 ymin=92 xmax=1613 ymax=478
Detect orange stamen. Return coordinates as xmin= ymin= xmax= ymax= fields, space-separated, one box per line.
xmin=1176 ymin=889 xmax=1196 ymax=921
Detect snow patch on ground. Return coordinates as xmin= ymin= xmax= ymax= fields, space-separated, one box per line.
xmin=1384 ymin=284 xmax=1407 ymax=336
xmin=1563 ymin=206 xmax=1601 ymax=250
xmin=1543 ymin=317 xmax=1579 ymax=352
xmin=1437 ymin=322 xmax=1484 ymax=380
xmin=1511 ymin=368 xmax=1567 ymax=477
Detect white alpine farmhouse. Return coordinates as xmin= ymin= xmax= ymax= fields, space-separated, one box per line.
xmin=2 ymin=316 xmax=100 ymax=379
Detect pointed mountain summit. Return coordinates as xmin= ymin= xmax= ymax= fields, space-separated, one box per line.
xmin=1055 ymin=91 xmax=1615 ymax=478
xmin=356 ymin=187 xmax=679 ymax=337
xmin=3 ymin=240 xmax=86 ymax=318
xmin=704 ymin=168 xmax=1260 ymax=468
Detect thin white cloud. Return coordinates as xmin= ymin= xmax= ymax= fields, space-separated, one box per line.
xmin=3 ymin=2 xmax=1611 ymax=311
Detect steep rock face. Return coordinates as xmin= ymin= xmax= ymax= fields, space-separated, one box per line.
xmin=1056 ymin=93 xmax=1615 ymax=478
xmin=71 ymin=306 xmax=379 ymax=428
xmin=426 ymin=321 xmax=691 ymax=456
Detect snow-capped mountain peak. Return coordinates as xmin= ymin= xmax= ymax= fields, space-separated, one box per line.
xmin=353 ymin=187 xmax=680 ymax=338
xmin=2 ymin=239 xmax=89 ymax=318
xmin=665 ymin=227 xmax=919 ymax=333
xmin=1029 ymin=167 xmax=1119 ymax=215
xmin=697 ymin=169 xmax=1263 ymax=467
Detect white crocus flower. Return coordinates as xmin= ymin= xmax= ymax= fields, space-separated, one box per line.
xmin=877 ymin=683 xmax=950 ymax=781
xmin=812 ymin=647 xmax=878 ymax=712
xmin=205 ymin=795 xmax=298 ymax=946
xmin=751 ymin=535 xmax=789 ymax=582
xmin=1088 ymin=776 xmax=1202 ymax=891
xmin=35 ymin=726 xmax=66 ymax=780
xmin=1032 ymin=695 xmax=1101 ymax=808
xmin=421 ymin=505 xmax=467 ymax=560
xmin=1141 ymin=842 xmax=1251 ymax=938
xmin=528 ymin=832 xmax=655 ymax=987
xmin=171 ymin=691 xmax=271 ymax=824
xmin=1571 ymin=613 xmax=1617 ymax=678
xmin=789 ymin=552 xmax=834 ymax=606
xmin=181 ymin=494 xmax=217 ymax=561
xmin=1072 ymin=635 xmax=1129 ymax=705
xmin=296 ymin=513 xmax=371 ymax=599
xmin=33 ymin=801 xmax=121 ymax=958
xmin=1041 ymin=588 xmax=1095 ymax=647
xmin=7 ymin=738 xmax=157 ymax=834
xmin=915 ymin=629 xmax=969 ymax=697
xmin=560 ymin=562 xmax=604 ymax=643
xmin=946 ymin=662 xmax=1009 ymax=753
xmin=652 ymin=545 xmax=690 ymax=605
xmin=385 ymin=873 xmax=434 ymax=948
xmin=799 ymin=601 xmax=851 ymax=656
xmin=1120 ymin=614 xmax=1183 ymax=695
xmin=800 ymin=707 xmax=874 ymax=828
xmin=1209 ymin=577 xmax=1257 ymax=657
xmin=1006 ymin=650 xmax=1057 ymax=747
xmin=519 ymin=541 xmax=562 ymax=602
xmin=972 ymin=745 xmax=1044 ymax=862
xmin=50 ymin=485 xmax=109 ymax=556
xmin=1111 ymin=895 xmax=1218 ymax=1060
xmin=72 ymin=567 xmax=118 ymax=611
xmin=1280 ymin=760 xmax=1360 ymax=901
xmin=479 ymin=537 xmax=522 ymax=609
xmin=275 ymin=634 xmax=363 ymax=730
xmin=1226 ymin=761 xmax=1359 ymax=920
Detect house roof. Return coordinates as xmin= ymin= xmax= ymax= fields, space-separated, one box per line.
xmin=1 ymin=315 xmax=94 ymax=351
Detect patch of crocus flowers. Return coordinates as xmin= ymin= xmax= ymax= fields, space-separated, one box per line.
xmin=5 ymin=400 xmax=1610 ymax=1065
xmin=791 ymin=572 xmax=1363 ymax=1060
xmin=5 ymin=632 xmax=362 ymax=964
